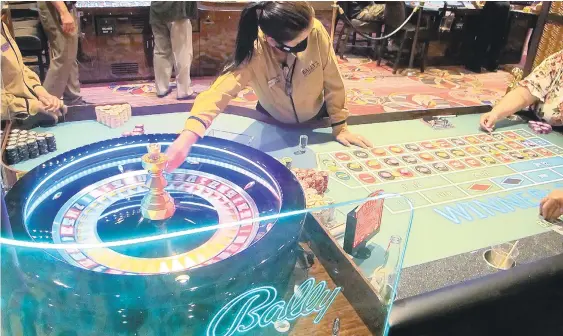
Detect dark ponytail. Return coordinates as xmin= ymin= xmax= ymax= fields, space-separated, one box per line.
xmin=221 ymin=1 xmax=313 ymax=75
xmin=222 ymin=2 xmax=263 ymax=74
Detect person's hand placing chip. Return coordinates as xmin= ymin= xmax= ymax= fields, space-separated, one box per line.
xmin=539 ymin=190 xmax=563 ymax=221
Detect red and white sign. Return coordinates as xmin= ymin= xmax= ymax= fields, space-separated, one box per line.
xmin=353 ymin=190 xmax=384 ymax=248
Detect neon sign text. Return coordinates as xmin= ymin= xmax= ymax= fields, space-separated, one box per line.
xmin=206 ymin=278 xmax=341 ymax=336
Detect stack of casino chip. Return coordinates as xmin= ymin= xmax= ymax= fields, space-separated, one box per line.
xmin=95 ymin=104 xmax=131 ymax=128
xmin=6 ymin=129 xmax=21 ymax=164
xmin=5 ymin=145 xmax=19 ymax=164
xmin=529 ymin=120 xmax=552 ymax=134
xmin=17 ymin=141 xmax=30 ymax=160
xmin=3 ymin=129 xmax=58 ymax=164
xmin=122 ymin=124 xmax=145 ymax=137
xmin=45 ymin=133 xmax=57 ymax=152
xmin=36 ymin=136 xmax=49 ymax=155
xmin=291 ymin=168 xmax=329 ymax=196
xmin=27 ymin=139 xmax=40 ymax=158
xmin=132 ymin=124 xmax=145 ymax=135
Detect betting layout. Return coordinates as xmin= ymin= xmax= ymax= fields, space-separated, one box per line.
xmin=317 ymin=129 xmax=563 ymax=213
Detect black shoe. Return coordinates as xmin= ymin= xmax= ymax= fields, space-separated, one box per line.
xmin=157 ymin=88 xmax=172 ymax=98
xmin=465 ymin=64 xmax=482 ymax=73
xmin=485 ymin=64 xmax=499 ymax=72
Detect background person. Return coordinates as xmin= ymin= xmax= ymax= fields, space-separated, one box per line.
xmin=38 ymin=1 xmax=83 ymax=105
xmin=465 ymin=1 xmax=511 ymax=73
xmin=1 ymin=21 xmax=66 ymax=127
xmin=150 ymin=1 xmax=197 ymax=99
xmin=480 ymin=49 xmax=563 ymax=132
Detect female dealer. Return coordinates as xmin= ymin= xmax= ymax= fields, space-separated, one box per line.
xmin=166 ymin=1 xmax=372 ymax=171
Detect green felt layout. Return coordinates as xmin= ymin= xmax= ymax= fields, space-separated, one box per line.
xmin=13 ymin=112 xmax=563 ymax=276
xmin=307 ymin=115 xmax=563 ymax=273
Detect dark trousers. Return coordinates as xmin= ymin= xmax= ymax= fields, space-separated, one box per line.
xmin=465 ymin=2 xmax=511 ymax=71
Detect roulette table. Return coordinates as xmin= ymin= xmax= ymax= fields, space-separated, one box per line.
xmin=5 ymin=108 xmax=563 ymax=335
xmin=1 ymin=134 xmax=309 ymax=335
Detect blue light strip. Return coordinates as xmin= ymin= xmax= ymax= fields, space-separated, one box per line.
xmin=3 ymin=193 xmax=412 ymax=250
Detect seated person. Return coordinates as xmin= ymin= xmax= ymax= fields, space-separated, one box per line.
xmin=166 ymin=1 xmax=372 ymax=171
xmin=480 ymin=49 xmax=563 ymax=132
xmin=1 ymin=20 xmax=66 ymax=127
xmin=540 ymin=190 xmax=563 ymax=221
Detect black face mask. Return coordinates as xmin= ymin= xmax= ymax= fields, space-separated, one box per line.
xmin=275 ymin=37 xmax=308 ymax=53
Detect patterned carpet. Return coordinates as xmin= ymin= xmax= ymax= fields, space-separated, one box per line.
xmin=80 ymin=56 xmax=511 ymax=116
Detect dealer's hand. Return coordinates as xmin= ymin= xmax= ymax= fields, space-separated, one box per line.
xmin=336 ymin=130 xmax=372 ymax=149
xmin=37 ymin=90 xmax=63 ymax=114
xmin=540 ymin=190 xmax=563 ymax=221
xmin=37 ymin=101 xmax=63 ymax=121
xmin=165 ymin=130 xmax=199 ymax=172
xmin=479 ymin=111 xmax=500 ymax=133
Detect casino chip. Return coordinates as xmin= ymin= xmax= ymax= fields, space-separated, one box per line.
xmin=401 ymin=155 xmax=418 ymax=164
xmin=398 ymin=168 xmax=413 ymax=177
xmin=529 ymin=120 xmax=552 ymax=134
xmin=384 ymin=158 xmax=400 ymax=166
xmin=353 ymin=150 xmax=369 ymax=159
xmin=371 ymin=148 xmax=387 ymax=156
xmin=404 ymin=143 xmax=421 ymax=152
xmin=347 ymin=162 xmax=364 ymax=171
xmin=415 ymin=165 xmax=432 ymax=175
xmin=432 ymin=162 xmax=450 ymax=172
xmin=378 ymin=170 xmax=395 ymax=180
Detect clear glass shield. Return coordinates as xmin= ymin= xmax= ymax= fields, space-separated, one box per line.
xmin=1 ymin=135 xmax=413 ymax=335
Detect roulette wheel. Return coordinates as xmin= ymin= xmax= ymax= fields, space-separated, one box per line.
xmin=1 ymin=134 xmax=306 ymax=335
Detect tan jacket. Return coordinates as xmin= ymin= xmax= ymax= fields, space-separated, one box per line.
xmin=1 ymin=22 xmax=48 ymax=119
xmin=185 ymin=19 xmax=349 ymax=137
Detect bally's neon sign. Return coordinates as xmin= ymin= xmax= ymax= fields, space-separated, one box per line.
xmin=206 ymin=278 xmax=342 ymax=336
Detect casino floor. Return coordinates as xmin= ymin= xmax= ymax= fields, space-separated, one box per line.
xmin=3 ymin=4 xmax=563 ymax=336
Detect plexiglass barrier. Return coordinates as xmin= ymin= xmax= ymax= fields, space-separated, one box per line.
xmin=1 ymin=134 xmax=413 ymax=335
xmin=1 ymin=193 xmax=413 ymax=336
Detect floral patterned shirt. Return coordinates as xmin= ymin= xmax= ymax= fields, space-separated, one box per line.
xmin=519 ymin=49 xmax=563 ymax=125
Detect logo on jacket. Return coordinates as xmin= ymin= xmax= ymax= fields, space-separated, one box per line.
xmin=301 ymin=61 xmax=320 ymax=77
